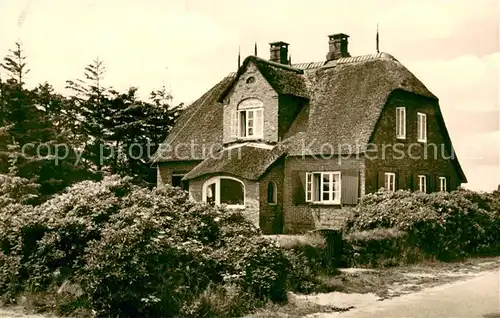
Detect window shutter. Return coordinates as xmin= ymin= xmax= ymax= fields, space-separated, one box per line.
xmin=254 ymin=109 xmax=263 ymax=138
xmin=426 ymin=174 xmax=430 ymax=193
xmin=431 ymin=175 xmax=438 ymax=193
xmin=412 ymin=174 xmax=419 ymax=191
xmin=341 ymin=170 xmax=359 ymax=205
xmin=292 ymin=170 xmax=306 ymax=204
xmin=398 ymin=172 xmax=405 ymax=190
xmin=377 ymin=170 xmax=385 ymax=190
xmin=230 ymin=110 xmax=238 ymax=138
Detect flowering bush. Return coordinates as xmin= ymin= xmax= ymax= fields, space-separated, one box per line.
xmin=344 ymin=188 xmax=500 ymax=260
xmin=0 ymin=175 xmax=297 ymax=317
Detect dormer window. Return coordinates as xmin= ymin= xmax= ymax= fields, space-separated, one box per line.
xmin=231 ymin=98 xmax=264 ymax=139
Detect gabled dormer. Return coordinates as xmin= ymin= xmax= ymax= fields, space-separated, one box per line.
xmin=219 ymin=44 xmax=309 ymax=145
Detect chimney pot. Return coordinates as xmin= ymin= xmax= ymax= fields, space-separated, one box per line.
xmin=326 ymin=33 xmax=350 ymax=61
xmin=269 ymin=41 xmax=290 ymax=64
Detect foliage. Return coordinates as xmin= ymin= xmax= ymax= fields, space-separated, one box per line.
xmin=343 ymin=228 xmax=426 ymax=268
xmin=0 ymin=174 xmax=40 ymax=205
xmin=0 ymin=41 xmax=182 ymax=200
xmin=1 ymin=42 xmax=30 ymax=85
xmin=0 ymin=176 xmax=302 ymax=317
xmin=344 ymin=189 xmax=500 ymax=261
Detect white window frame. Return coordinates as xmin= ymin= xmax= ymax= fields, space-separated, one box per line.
xmin=418 ymin=175 xmax=427 ymax=193
xmin=384 ymin=172 xmax=396 ymax=192
xmin=202 ymin=176 xmax=245 ymax=209
xmin=417 ymin=112 xmax=427 ymax=142
xmin=305 ymin=171 xmax=341 ymax=205
xmin=235 ymin=98 xmax=264 ymax=139
xmin=396 ymin=107 xmax=406 ymax=139
xmin=439 ymin=176 xmax=447 ymax=192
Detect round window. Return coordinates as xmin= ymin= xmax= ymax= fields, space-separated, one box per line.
xmin=246 ymin=76 xmax=255 ymax=84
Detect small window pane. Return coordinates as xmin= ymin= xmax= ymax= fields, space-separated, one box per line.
xmin=220 ymin=178 xmax=244 ymax=205
xmin=206 ymin=183 xmax=216 ymax=205
xmin=267 ymin=181 xmax=277 ymax=204
xmin=322 ymin=174 xmax=330 ymax=191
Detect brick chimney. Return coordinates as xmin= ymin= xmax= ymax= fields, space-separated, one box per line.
xmin=326 ymin=33 xmax=351 ymax=61
xmin=269 ymin=41 xmax=289 ymax=64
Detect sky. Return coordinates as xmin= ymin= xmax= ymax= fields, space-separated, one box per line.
xmin=0 ymin=0 xmax=499 ymax=191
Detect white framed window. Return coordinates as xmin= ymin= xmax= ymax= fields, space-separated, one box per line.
xmin=231 ymin=98 xmax=264 ymax=139
xmin=384 ymin=172 xmax=396 ymax=192
xmin=417 ymin=112 xmax=427 ymax=142
xmin=396 ymin=107 xmax=406 ymax=139
xmin=418 ymin=175 xmax=427 ymax=193
xmin=239 ymin=109 xmax=263 ymax=138
xmin=305 ymin=171 xmax=341 ymax=204
xmin=439 ymin=176 xmax=447 ymax=192
xmin=202 ymin=176 xmax=245 ymax=209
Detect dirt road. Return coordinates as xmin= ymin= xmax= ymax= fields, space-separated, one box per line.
xmin=312 ymin=269 xmax=500 ymax=318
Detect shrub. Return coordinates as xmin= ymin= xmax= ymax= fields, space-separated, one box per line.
xmin=345 ymin=188 xmax=500 ymax=262
xmin=343 ymin=228 xmax=426 ymax=267
xmin=0 ymin=175 xmax=297 ymax=317
xmin=0 ymin=174 xmax=40 ymax=205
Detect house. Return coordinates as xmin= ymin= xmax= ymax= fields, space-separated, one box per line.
xmin=152 ymin=33 xmax=467 ymax=234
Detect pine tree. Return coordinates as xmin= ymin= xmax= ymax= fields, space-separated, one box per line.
xmin=0 ymin=42 xmax=30 ymax=85
xmin=104 ymin=86 xmax=181 ymax=184
xmin=66 ymin=58 xmax=109 ymax=172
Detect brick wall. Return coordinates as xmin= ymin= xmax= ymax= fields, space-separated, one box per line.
xmin=365 ymin=90 xmax=461 ymax=193
xmin=157 ymin=161 xmax=200 ymax=189
xmin=259 ymin=159 xmax=285 ymax=234
xmin=222 ymin=62 xmax=279 ymax=143
xmin=188 ymin=174 xmax=260 ymax=229
xmin=283 ymin=156 xmax=365 ymax=234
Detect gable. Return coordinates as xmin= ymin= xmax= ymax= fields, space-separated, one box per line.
xmin=286 ymin=53 xmax=436 ymax=155
xmin=368 ymin=90 xmax=466 ymax=183
xmin=218 ymin=56 xmax=309 ymax=103
xmin=222 ymin=62 xmax=279 ymax=143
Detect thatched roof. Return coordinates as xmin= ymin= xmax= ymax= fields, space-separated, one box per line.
xmin=287 ymin=52 xmax=437 ymax=155
xmin=183 ymin=145 xmax=286 ymax=181
xmin=218 ymin=56 xmax=309 ymax=101
xmin=152 ymin=52 xmax=466 ymax=182
xmin=150 ymin=73 xmax=235 ymax=162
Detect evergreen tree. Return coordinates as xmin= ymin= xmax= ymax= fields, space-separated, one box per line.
xmin=0 ymin=43 xmax=97 ymax=199
xmin=0 ymin=41 xmax=30 ymax=85
xmin=105 ymin=86 xmax=181 ymax=184
xmin=66 ymin=58 xmax=109 ymax=172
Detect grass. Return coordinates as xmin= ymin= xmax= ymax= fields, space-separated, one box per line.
xmin=265 ymin=232 xmax=326 ymax=249
xmin=248 ymin=298 xmax=353 ymax=318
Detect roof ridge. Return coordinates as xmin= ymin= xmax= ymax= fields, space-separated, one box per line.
xmin=292 ymin=52 xmax=397 ymax=70
xmin=250 ymin=56 xmax=304 ymax=74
